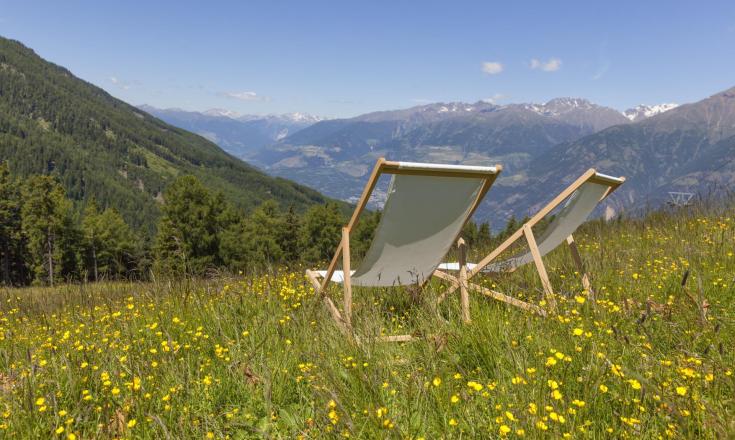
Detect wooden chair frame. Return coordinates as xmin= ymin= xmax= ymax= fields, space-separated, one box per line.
xmin=306 ymin=157 xmax=501 ymax=341
xmin=437 ymin=168 xmax=625 ymax=316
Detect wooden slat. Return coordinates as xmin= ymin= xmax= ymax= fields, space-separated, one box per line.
xmin=342 ymin=227 xmax=353 ymax=328
xmin=319 ymin=241 xmax=343 ymax=293
xmin=526 ymin=169 xmax=597 ymax=228
xmin=457 ymin=238 xmax=470 ymax=323
xmin=381 ymin=161 xmax=501 ymax=179
xmin=433 ymin=269 xmax=458 ymax=305
xmin=524 ymin=224 xmax=556 ymax=311
xmin=346 ymin=158 xmax=386 ymax=231
xmin=305 ymin=269 xmax=321 ymax=290
xmin=467 ymin=227 xmax=525 ymax=278
xmin=566 ymin=234 xmax=593 ymax=298
xmin=323 ymin=296 xmax=350 ymax=335
xmin=468 ymin=281 xmax=547 ymax=317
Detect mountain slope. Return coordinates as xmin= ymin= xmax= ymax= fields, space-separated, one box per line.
xmin=491 ymin=86 xmax=735 ymax=221
xmin=253 ymin=98 xmax=631 ymax=206
xmin=0 ymin=37 xmax=330 ymax=231
xmin=139 ymin=105 xmax=322 ymax=160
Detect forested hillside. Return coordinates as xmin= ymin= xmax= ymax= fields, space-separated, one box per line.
xmin=0 ymin=37 xmax=330 ymax=232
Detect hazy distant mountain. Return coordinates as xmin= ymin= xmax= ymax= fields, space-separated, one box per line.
xmin=138 ymin=105 xmax=324 ymax=159
xmin=622 ymin=103 xmax=679 ymax=122
xmin=254 ymin=98 xmax=631 ymax=207
xmin=490 ymin=87 xmax=735 ymax=223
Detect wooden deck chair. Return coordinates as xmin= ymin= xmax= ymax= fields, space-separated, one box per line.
xmin=437 ymin=169 xmax=625 ymax=316
xmin=305 ymin=158 xmax=501 ymax=341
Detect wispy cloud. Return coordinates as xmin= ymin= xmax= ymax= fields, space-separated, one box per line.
xmin=529 ymin=58 xmax=562 ymax=72
xmin=481 ymin=93 xmax=508 ymax=104
xmin=108 ymin=76 xmax=139 ymax=90
xmin=481 ymin=61 xmax=504 ymax=75
xmin=222 ymin=91 xmax=271 ymax=102
xmin=592 ymin=43 xmax=611 ymax=80
xmin=411 ymin=98 xmax=433 ymax=104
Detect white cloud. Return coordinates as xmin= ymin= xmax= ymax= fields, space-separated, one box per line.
xmin=481 ymin=61 xmax=504 ymax=75
xmin=411 ymin=98 xmax=433 ymax=104
xmin=530 ymin=58 xmax=562 ymax=72
xmin=223 ymin=91 xmax=271 ymax=102
xmin=109 ymin=76 xmax=135 ymax=90
xmin=481 ymin=93 xmax=508 ymax=104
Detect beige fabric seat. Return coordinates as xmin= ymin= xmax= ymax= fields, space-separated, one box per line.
xmin=306 ymin=158 xmax=501 ymax=340
xmin=438 ymin=169 xmax=625 ymax=316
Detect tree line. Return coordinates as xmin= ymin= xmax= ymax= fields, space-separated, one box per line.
xmin=1 ymin=162 xmax=503 ymax=286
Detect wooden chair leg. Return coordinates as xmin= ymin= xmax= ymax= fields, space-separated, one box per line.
xmin=566 ymin=235 xmax=594 ymax=300
xmin=305 ymin=269 xmax=321 ymax=292
xmin=457 ymin=238 xmax=470 ymax=323
xmin=433 ymin=270 xmax=459 ymax=304
xmin=342 ymin=227 xmax=353 ymax=328
xmin=523 ymin=224 xmax=557 ymax=311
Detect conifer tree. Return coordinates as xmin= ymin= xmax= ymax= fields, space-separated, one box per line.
xmin=21 ymin=175 xmax=71 ymax=285
xmin=279 ymin=205 xmax=301 ymax=264
xmin=154 ymin=175 xmax=230 ymax=275
xmin=241 ymin=200 xmax=284 ymax=269
xmin=0 ymin=163 xmax=25 ymax=285
xmin=477 ymin=222 xmax=492 ymax=246
xmin=82 ymin=201 xmax=138 ymax=280
xmin=299 ymin=203 xmax=346 ymax=264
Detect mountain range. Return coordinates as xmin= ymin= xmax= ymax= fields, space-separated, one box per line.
xmin=0 ymin=37 xmax=332 ymax=232
xmin=139 ymin=84 xmax=735 ymax=229
xmin=138 ymin=105 xmax=324 ymax=160
xmin=253 ymin=96 xmax=694 ymax=216
xmin=146 ymin=89 xmax=731 ymax=228
xmin=507 ymin=87 xmax=735 ymax=221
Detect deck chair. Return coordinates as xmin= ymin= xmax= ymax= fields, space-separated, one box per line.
xmin=437 ymin=168 xmax=625 ymax=316
xmin=305 ymin=158 xmax=501 ymax=341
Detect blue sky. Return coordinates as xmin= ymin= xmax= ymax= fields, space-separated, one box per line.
xmin=1 ymin=0 xmax=734 ymax=117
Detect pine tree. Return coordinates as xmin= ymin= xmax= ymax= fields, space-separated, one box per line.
xmin=82 ymin=201 xmax=138 ymax=280
xmin=299 ymin=203 xmax=346 ymax=264
xmin=279 ymin=205 xmax=301 ymax=264
xmin=154 ymin=175 xmax=229 ymax=275
xmin=82 ymin=201 xmax=102 ymax=281
xmin=241 ymin=200 xmax=284 ymax=269
xmin=21 ymin=175 xmax=71 ymax=285
xmin=477 ymin=222 xmax=492 ymax=246
xmin=219 ymin=219 xmax=248 ymax=271
xmin=462 ymin=220 xmax=479 ymax=246
xmin=0 ymin=162 xmax=25 ymax=285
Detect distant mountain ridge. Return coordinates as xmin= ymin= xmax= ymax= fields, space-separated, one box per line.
xmin=246 ymin=90 xmax=731 ymax=226
xmin=249 ymin=97 xmax=634 ymax=206
xmin=138 ymin=105 xmax=325 ymax=160
xmin=0 ymin=37 xmax=332 ymax=231
xmin=489 ymin=86 xmax=735 ymax=223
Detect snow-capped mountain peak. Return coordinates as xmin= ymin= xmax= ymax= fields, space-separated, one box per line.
xmin=203 ymin=108 xmax=242 ymax=119
xmin=524 ymin=98 xmax=596 ymax=116
xmin=623 ymin=103 xmax=679 ymax=122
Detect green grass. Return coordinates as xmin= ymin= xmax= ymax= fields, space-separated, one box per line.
xmin=0 ymin=201 xmax=733 ymax=438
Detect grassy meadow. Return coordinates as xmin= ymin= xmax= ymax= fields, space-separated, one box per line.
xmin=0 ymin=201 xmax=733 ymax=439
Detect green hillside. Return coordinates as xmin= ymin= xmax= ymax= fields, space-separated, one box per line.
xmin=0 ymin=37 xmax=331 ymax=232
